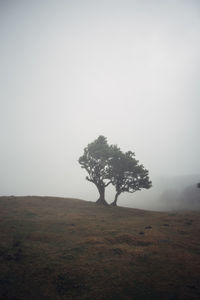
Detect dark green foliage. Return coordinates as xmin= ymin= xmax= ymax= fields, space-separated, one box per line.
xmin=110 ymin=150 xmax=152 ymax=205
xmin=78 ymin=136 xmax=112 ymax=205
xmin=79 ymin=136 xmax=152 ymax=206
xmin=78 ymin=136 xmax=111 ymax=186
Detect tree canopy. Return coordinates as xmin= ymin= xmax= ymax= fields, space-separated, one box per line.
xmin=78 ymin=135 xmax=152 ymax=206
xmin=110 ymin=150 xmax=152 ymax=206
xmin=78 ymin=136 xmax=112 ymax=205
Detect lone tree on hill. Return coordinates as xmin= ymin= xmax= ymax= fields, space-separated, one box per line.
xmin=110 ymin=150 xmax=152 ymax=206
xmin=78 ymin=135 xmax=152 ymax=206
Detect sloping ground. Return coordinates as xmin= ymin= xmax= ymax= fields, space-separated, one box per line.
xmin=0 ymin=196 xmax=200 ymax=300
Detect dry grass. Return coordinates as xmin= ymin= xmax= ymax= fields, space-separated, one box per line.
xmin=0 ymin=196 xmax=200 ymax=299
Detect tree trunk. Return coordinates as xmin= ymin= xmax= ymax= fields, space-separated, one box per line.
xmin=96 ymin=185 xmax=108 ymax=205
xmin=110 ymin=192 xmax=120 ymax=206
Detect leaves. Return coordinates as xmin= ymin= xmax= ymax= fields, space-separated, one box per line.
xmin=78 ymin=136 xmax=112 ymax=187
xmin=78 ymin=135 xmax=152 ymax=200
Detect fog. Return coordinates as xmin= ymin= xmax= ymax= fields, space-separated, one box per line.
xmin=1 ymin=0 xmax=200 ymax=210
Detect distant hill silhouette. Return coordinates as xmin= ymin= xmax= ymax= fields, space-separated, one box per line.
xmin=159 ymin=174 xmax=200 ymax=210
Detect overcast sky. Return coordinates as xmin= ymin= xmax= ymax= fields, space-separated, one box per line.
xmin=0 ymin=0 xmax=200 ymax=209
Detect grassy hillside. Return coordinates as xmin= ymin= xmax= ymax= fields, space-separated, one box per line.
xmin=0 ymin=196 xmax=200 ymax=300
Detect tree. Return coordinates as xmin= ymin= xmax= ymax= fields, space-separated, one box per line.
xmin=197 ymin=183 xmax=200 ymax=188
xmin=110 ymin=151 xmax=152 ymax=206
xmin=78 ymin=136 xmax=112 ymax=205
xmin=79 ymin=136 xmax=152 ymax=206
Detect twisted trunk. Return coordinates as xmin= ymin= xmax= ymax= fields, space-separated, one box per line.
xmin=96 ymin=184 xmax=108 ymax=205
xmin=110 ymin=192 xmax=121 ymax=206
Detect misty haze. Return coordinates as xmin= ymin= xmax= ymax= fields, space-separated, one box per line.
xmin=1 ymin=0 xmax=200 ymax=210
xmin=0 ymin=1 xmax=200 ymax=299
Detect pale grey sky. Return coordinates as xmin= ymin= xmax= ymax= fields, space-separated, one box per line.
xmin=0 ymin=0 xmax=200 ymax=209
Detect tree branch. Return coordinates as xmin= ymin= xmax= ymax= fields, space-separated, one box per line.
xmin=86 ymin=176 xmax=94 ymax=183
xmin=104 ymin=181 xmax=112 ymax=187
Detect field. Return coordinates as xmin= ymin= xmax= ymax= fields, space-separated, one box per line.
xmin=0 ymin=196 xmax=200 ymax=300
